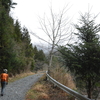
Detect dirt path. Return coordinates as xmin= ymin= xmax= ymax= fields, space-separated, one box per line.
xmin=0 ymin=73 xmax=44 ymax=100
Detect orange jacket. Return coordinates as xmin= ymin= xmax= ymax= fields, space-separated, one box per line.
xmin=0 ymin=73 xmax=9 ymax=82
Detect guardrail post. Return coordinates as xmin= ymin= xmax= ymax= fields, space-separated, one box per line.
xmin=47 ymin=76 xmax=49 ymax=81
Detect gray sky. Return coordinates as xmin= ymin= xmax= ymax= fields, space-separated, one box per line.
xmin=11 ymin=0 xmax=100 ymax=45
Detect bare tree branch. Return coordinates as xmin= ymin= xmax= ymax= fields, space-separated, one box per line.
xmin=30 ymin=32 xmax=52 ymax=45
xmin=31 ymin=4 xmax=73 ymax=71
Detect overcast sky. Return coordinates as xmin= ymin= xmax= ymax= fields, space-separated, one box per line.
xmin=11 ymin=0 xmax=100 ymax=45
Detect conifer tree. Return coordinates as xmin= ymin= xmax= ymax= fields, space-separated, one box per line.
xmin=0 ymin=0 xmax=35 ymax=74
xmin=0 ymin=0 xmax=16 ymax=72
xmin=59 ymin=13 xmax=100 ymax=99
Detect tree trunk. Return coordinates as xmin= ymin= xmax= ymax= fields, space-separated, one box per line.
xmin=48 ymin=54 xmax=53 ymax=75
xmin=87 ymin=79 xmax=92 ymax=99
xmin=48 ymin=45 xmax=54 ymax=74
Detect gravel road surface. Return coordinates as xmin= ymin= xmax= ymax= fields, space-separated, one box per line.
xmin=0 ymin=73 xmax=44 ymax=100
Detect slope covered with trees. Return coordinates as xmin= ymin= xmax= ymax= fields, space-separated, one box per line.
xmin=0 ymin=0 xmax=35 ymax=75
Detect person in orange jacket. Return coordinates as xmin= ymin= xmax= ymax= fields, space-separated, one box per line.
xmin=0 ymin=69 xmax=9 ymax=96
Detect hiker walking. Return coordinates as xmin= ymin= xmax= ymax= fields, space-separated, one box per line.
xmin=0 ymin=69 xmax=9 ymax=96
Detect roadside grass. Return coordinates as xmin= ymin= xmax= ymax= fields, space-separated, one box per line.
xmin=26 ymin=74 xmax=49 ymax=100
xmin=9 ymin=71 xmax=35 ymax=83
xmin=26 ymin=71 xmax=76 ymax=100
xmin=50 ymin=66 xmax=76 ymax=90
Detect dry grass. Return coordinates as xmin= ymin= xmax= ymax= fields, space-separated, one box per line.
xmin=50 ymin=66 xmax=76 ymax=90
xmin=26 ymin=72 xmax=76 ymax=100
xmin=9 ymin=71 xmax=35 ymax=83
xmin=26 ymin=74 xmax=49 ymax=100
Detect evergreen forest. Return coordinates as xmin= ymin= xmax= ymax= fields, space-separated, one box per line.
xmin=0 ymin=0 xmax=46 ymax=75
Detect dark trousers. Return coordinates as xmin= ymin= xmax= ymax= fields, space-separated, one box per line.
xmin=1 ymin=81 xmax=7 ymax=95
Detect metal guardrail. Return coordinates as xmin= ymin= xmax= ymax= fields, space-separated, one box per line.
xmin=46 ymin=71 xmax=91 ymax=100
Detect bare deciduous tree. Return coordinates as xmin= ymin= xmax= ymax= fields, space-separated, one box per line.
xmin=31 ymin=5 xmax=73 ymax=72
